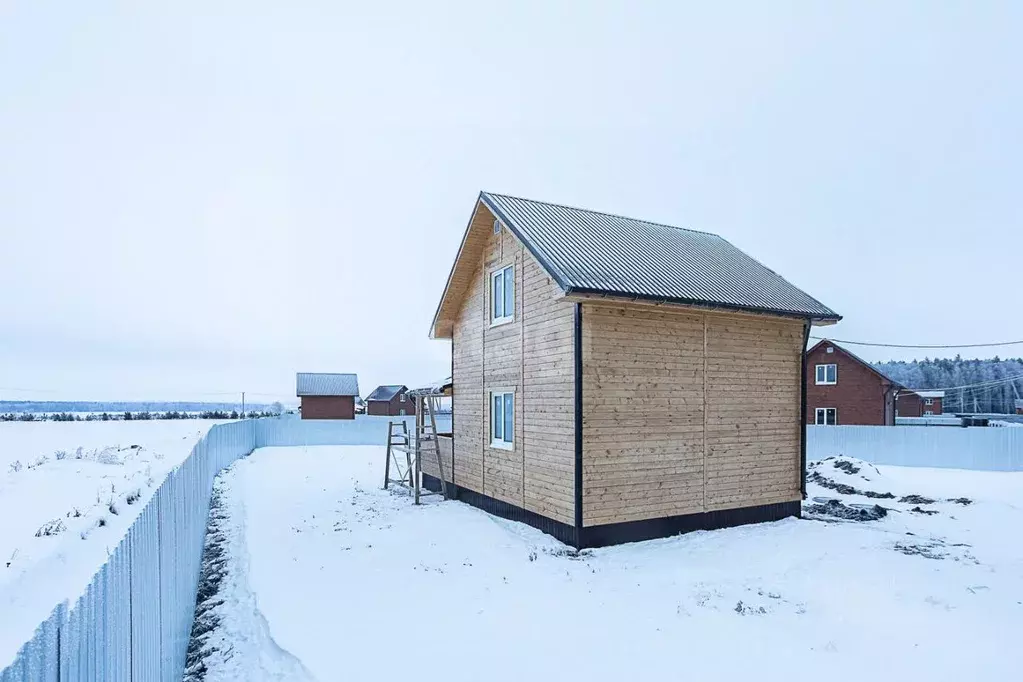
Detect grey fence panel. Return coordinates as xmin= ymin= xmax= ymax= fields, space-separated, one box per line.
xmin=807 ymin=425 xmax=1023 ymax=471
xmin=2 ymin=417 xmax=408 ymax=680
xmin=130 ymin=501 xmax=161 ymax=681
xmin=255 ymin=415 xmax=418 ymax=447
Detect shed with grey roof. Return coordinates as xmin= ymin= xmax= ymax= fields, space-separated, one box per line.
xmin=421 ymin=191 xmax=839 ymax=549
xmin=296 ymin=372 xmax=359 ymax=420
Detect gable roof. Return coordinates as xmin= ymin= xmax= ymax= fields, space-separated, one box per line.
xmin=296 ymin=373 xmax=360 ymax=397
xmin=431 ymin=192 xmax=840 ymax=338
xmin=807 ymin=339 xmax=903 ymax=387
xmin=366 ymin=385 xmax=407 ymax=402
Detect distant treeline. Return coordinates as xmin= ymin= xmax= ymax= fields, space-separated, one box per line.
xmin=873 ymin=356 xmax=1023 ymax=414
xmin=0 ymin=400 xmax=279 ymax=414
xmin=0 ymin=409 xmax=280 ymax=422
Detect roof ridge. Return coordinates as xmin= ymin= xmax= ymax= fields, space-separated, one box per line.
xmin=482 ymin=191 xmax=722 ymax=238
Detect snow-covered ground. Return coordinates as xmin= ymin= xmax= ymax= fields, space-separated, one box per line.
xmin=194 ymin=446 xmax=1023 ymax=681
xmin=0 ymin=420 xmax=228 ymax=667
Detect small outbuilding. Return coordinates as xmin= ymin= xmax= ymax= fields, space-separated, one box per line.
xmin=1016 ymin=399 xmax=1023 ymax=416
xmin=423 ymin=191 xmax=840 ymax=548
xmin=296 ymin=372 xmax=359 ymax=420
xmin=365 ymin=385 xmax=415 ymax=417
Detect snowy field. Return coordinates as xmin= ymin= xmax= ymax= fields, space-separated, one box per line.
xmin=192 ymin=446 xmax=1023 ymax=682
xmin=0 ymin=419 xmax=228 ymax=666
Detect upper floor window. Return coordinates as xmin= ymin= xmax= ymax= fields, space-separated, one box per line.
xmin=493 ymin=219 xmax=502 ymax=234
xmin=924 ymin=398 xmax=934 ymax=406
xmin=491 ymin=265 xmax=514 ymax=325
xmin=400 ymin=393 xmax=406 ymax=403
xmin=815 ymin=364 xmax=837 ymax=385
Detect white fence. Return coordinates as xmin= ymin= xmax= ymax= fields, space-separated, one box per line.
xmin=0 ymin=415 xmax=426 ymax=682
xmin=807 ymin=425 xmax=1023 ymax=471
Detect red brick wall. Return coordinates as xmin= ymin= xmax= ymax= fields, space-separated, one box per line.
xmin=300 ymin=396 xmax=355 ymax=420
xmin=805 ymin=343 xmax=894 ymax=425
xmin=366 ymin=390 xmax=415 ymax=416
xmin=896 ymin=393 xmax=923 ymax=417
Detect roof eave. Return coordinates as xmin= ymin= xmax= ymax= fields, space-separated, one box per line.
xmin=563 ymin=286 xmax=842 ymax=324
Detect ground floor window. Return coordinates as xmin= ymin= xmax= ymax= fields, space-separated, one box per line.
xmin=924 ymin=410 xmax=933 ymax=416
xmin=399 ymin=408 xmax=406 ymax=416
xmin=815 ymin=407 xmax=837 ymax=425
xmin=491 ymin=391 xmax=514 ymax=449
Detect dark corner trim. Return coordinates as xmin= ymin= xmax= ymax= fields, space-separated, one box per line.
xmin=424 ymin=471 xmax=800 ymax=550
xmin=574 ymin=302 xmax=583 ymax=545
xmin=800 ymin=320 xmax=811 ymax=498
xmin=422 ymin=473 xmax=577 ymax=546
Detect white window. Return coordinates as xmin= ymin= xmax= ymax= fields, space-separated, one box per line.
xmin=491 ymin=391 xmax=514 ymax=449
xmin=924 ymin=410 xmax=934 ymax=416
xmin=400 ymin=393 xmax=406 ymax=403
xmin=815 ymin=408 xmax=837 ymax=425
xmin=399 ymin=408 xmax=406 ymax=416
xmin=815 ymin=364 xmax=837 ymax=385
xmin=491 ymin=265 xmax=514 ymax=325
xmin=493 ymin=219 xmax=502 ymax=234
xmin=924 ymin=398 xmax=933 ymax=406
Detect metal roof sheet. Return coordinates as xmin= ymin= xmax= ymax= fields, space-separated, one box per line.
xmin=480 ymin=192 xmax=840 ymax=321
xmin=296 ymin=373 xmax=360 ymax=397
xmin=366 ymin=385 xmax=406 ymax=402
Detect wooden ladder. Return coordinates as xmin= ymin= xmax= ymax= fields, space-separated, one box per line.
xmin=383 ymin=420 xmax=413 ymax=490
xmin=414 ymin=395 xmax=449 ymax=504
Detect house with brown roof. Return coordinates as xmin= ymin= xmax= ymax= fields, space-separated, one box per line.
xmin=365 ymin=385 xmax=415 ymax=417
xmin=296 ymin=373 xmax=359 ymax=420
xmin=805 ymin=340 xmax=943 ymax=425
xmin=422 ymin=191 xmax=840 ymax=548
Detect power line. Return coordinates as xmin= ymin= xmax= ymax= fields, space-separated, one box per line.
xmin=814 ymin=337 xmax=1023 ymax=349
xmin=898 ymin=372 xmax=1023 ymax=393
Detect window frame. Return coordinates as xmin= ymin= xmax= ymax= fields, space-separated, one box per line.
xmin=490 ymin=264 xmax=515 ymax=327
xmin=490 ymin=390 xmax=515 ymax=450
xmin=924 ymin=398 xmax=933 ymax=406
xmin=815 ymin=407 xmax=837 ymax=425
xmin=815 ymin=363 xmax=837 ymax=385
xmin=399 ymin=408 xmax=406 ymax=416
xmin=399 ymin=393 xmax=406 ymax=403
xmin=924 ymin=410 xmax=934 ymax=416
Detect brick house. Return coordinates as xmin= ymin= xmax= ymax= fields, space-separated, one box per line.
xmin=1016 ymin=399 xmax=1023 ymax=416
xmin=805 ymin=340 xmax=944 ymax=425
xmin=805 ymin=340 xmax=899 ymax=426
xmin=895 ymin=390 xmax=944 ymax=417
xmin=296 ymin=373 xmax=359 ymax=420
xmin=365 ymin=385 xmax=415 ymax=417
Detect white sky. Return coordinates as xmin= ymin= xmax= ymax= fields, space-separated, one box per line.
xmin=1 ymin=2 xmax=1020 ymax=403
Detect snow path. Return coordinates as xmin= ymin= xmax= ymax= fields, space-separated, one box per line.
xmin=218 ymin=446 xmax=1023 ymax=681
xmin=187 ymin=473 xmax=314 ymax=682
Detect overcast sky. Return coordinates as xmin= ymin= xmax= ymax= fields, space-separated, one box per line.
xmin=1 ymin=2 xmax=1020 ymax=403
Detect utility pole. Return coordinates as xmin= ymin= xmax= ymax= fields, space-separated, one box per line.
xmin=241 ymin=391 xmax=245 ymax=418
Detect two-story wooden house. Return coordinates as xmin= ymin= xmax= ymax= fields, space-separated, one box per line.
xmin=422 ymin=192 xmax=840 ymax=548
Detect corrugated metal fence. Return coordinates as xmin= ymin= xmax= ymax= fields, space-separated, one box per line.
xmin=808 ymin=425 xmax=1023 ymax=471
xmin=0 ymin=420 xmax=255 ymax=682
xmin=1 ymin=415 xmax=452 ymax=681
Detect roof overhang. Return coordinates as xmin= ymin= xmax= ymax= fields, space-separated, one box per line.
xmin=563 ymin=288 xmax=841 ymax=325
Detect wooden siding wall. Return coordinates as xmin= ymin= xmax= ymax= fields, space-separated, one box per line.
xmin=582 ymin=304 xmax=802 ymax=526
xmin=449 ymin=205 xmax=576 ymax=525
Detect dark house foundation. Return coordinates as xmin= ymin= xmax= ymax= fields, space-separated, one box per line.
xmin=422 ymin=473 xmax=801 ymax=550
